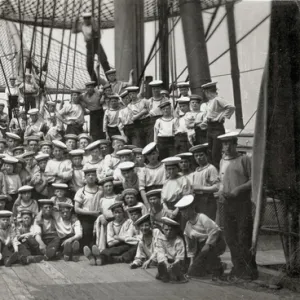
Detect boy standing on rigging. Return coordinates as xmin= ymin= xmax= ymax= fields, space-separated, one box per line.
xmin=5 ymin=77 xmax=19 ymax=120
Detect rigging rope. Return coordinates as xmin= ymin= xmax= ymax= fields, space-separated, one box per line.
xmin=204 ymin=1 xmax=221 ymax=39
xmin=39 ymin=0 xmax=45 ymax=87
xmin=97 ymin=0 xmax=102 ymax=88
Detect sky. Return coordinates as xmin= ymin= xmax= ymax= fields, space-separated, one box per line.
xmin=0 ymin=0 xmax=271 ymax=131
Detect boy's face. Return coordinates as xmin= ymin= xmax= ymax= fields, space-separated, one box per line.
xmin=179 ymin=103 xmax=189 ymax=113
xmin=128 ymin=92 xmax=137 ymax=102
xmin=149 ymin=195 xmax=161 ymax=208
xmin=7 ymin=138 xmax=16 ymax=148
xmin=55 ymin=188 xmax=65 ymax=198
xmin=135 ymin=154 xmax=144 ymax=166
xmin=72 ymin=156 xmax=83 ymax=167
xmin=129 ymin=210 xmax=142 ymax=222
xmin=122 ymin=95 xmax=130 ymax=106
xmin=42 ymin=204 xmax=53 ymax=217
xmin=104 ymin=88 xmax=113 ymax=96
xmin=0 ymin=200 xmax=6 ymax=210
xmin=86 ymin=85 xmax=95 ymax=94
xmin=85 ymin=172 xmax=97 ymax=184
xmin=24 ymin=157 xmax=33 ymax=166
xmin=119 ymin=154 xmax=131 ymax=163
xmin=190 ymin=100 xmax=200 ymax=111
xmin=21 ymin=191 xmax=31 ymax=202
xmin=22 ymin=214 xmax=32 ymax=226
xmin=66 ymin=139 xmax=76 ymax=151
xmin=79 ymin=138 xmax=89 ymax=149
xmin=0 ymin=217 xmax=10 ymax=229
xmin=4 ymin=163 xmax=14 ymax=174
xmin=140 ymin=221 xmax=151 ymax=235
xmin=179 ymin=159 xmax=190 ymax=171
xmin=124 ymin=194 xmax=137 ymax=207
xmin=113 ymin=140 xmax=124 ymax=151
xmin=222 ymin=140 xmax=236 ymax=156
xmin=30 ymin=114 xmax=38 ymax=123
xmin=14 ymin=149 xmax=24 ymax=156
xmin=194 ymin=151 xmax=207 ymax=165
xmin=28 ymin=141 xmax=38 ymax=152
xmin=103 ymin=181 xmax=113 ymax=195
xmin=0 ymin=143 xmax=5 ymax=153
xmin=91 ymin=148 xmax=101 ymax=159
xmin=113 ymin=207 xmax=125 ymax=222
xmin=41 ymin=145 xmax=52 ymax=154
xmin=152 ymin=86 xmax=161 ymax=97
xmin=121 ymin=169 xmax=134 ymax=181
xmin=110 ymin=98 xmax=119 ymax=108
xmin=161 ymin=105 xmax=171 ymax=116
xmin=165 ymin=165 xmax=179 ymax=179
xmin=38 ymin=160 xmax=48 ymax=171
xmin=60 ymin=208 xmax=71 ymax=220
xmin=146 ymin=150 xmax=158 ymax=164
xmin=100 ymin=144 xmax=109 ymax=156
xmin=163 ymin=224 xmax=176 ymax=239
xmin=107 ymin=73 xmax=116 ymax=82
xmin=179 ymin=87 xmax=189 ymax=96
xmin=53 ymin=147 xmax=64 ymax=159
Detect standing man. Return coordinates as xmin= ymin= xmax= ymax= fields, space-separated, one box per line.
xmin=217 ymin=132 xmax=257 ymax=281
xmin=105 ymin=69 xmax=133 ymax=95
xmin=0 ymin=103 xmax=9 ymax=137
xmin=72 ymin=12 xmax=110 ymax=83
xmin=5 ymin=77 xmax=19 ymax=120
xmin=81 ymin=81 xmax=105 ymax=141
xmin=201 ymin=82 xmax=235 ymax=168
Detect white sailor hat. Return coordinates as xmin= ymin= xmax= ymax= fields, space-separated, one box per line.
xmin=176 ymin=96 xmax=190 ymax=104
xmin=12 ymin=146 xmax=25 ymax=153
xmin=146 ymin=189 xmax=162 ymax=198
xmin=82 ymin=12 xmax=92 ymax=18
xmin=39 ymin=141 xmax=52 ymax=148
xmin=122 ymin=188 xmax=138 ymax=197
xmin=78 ymin=133 xmax=92 ymax=141
xmin=160 ymin=90 xmax=169 ymax=95
xmin=158 ymin=100 xmax=171 ymax=109
xmin=6 ymin=132 xmax=21 ymax=140
xmin=99 ymin=139 xmax=111 ymax=145
xmin=142 ymin=142 xmax=157 ymax=155
xmin=111 ymin=135 xmax=126 ymax=143
xmin=85 ymin=140 xmax=101 ymax=151
xmin=126 ymin=203 xmax=143 ymax=213
xmin=28 ymin=108 xmax=39 ymax=115
xmin=116 ymin=149 xmax=132 ymax=156
xmin=22 ymin=151 xmax=36 ymax=159
xmin=52 ymin=183 xmax=68 ymax=189
xmin=18 ymin=185 xmax=34 ymax=193
xmin=105 ymin=69 xmax=116 ymax=75
xmin=0 ymin=210 xmax=13 ymax=218
xmin=64 ymin=134 xmax=78 ymax=141
xmin=175 ymin=152 xmax=193 ymax=159
xmin=177 ymin=82 xmax=190 ymax=88
xmin=126 ymin=86 xmax=139 ymax=92
xmin=149 ymin=80 xmax=163 ymax=87
xmin=58 ymin=202 xmax=73 ymax=209
xmin=161 ymin=156 xmax=181 ymax=166
xmin=83 ymin=167 xmax=97 ymax=174
xmin=119 ymin=161 xmax=135 ymax=171
xmin=108 ymin=94 xmax=120 ymax=100
xmin=175 ymin=195 xmax=194 ymax=209
xmin=27 ymin=135 xmax=40 ymax=142
xmin=134 ymin=213 xmax=151 ymax=227
xmin=47 ymin=101 xmax=56 ymax=106
xmin=161 ymin=217 xmax=180 ymax=226
xmin=217 ymin=132 xmax=239 ymax=141
xmin=124 ymin=145 xmax=137 ymax=150
xmin=98 ymin=176 xmax=114 ymax=185
xmin=109 ymin=201 xmax=124 ymax=211
xmin=103 ymin=83 xmax=112 ymax=90
xmin=69 ymin=149 xmax=85 ymax=156
xmin=120 ymin=91 xmax=129 ymax=98
xmin=35 ymin=153 xmax=50 ymax=161
xmin=189 ymin=94 xmax=202 ymax=102
xmin=132 ymin=148 xmax=143 ymax=154
xmin=85 ymin=81 xmax=96 ymax=87
xmin=52 ymin=140 xmax=67 ymax=150
xmin=189 ymin=143 xmax=209 ymax=153
xmin=2 ymin=156 xmax=18 ymax=164
xmin=201 ymin=81 xmax=218 ymax=89
xmin=38 ymin=199 xmax=54 ymax=205
xmin=20 ymin=210 xmax=34 ymax=217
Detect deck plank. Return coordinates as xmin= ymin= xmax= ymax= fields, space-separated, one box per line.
xmin=0 ymin=274 xmax=16 ymax=300
xmin=37 ymin=261 xmax=71 ymax=285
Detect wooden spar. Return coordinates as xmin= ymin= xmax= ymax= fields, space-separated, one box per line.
xmin=158 ymin=0 xmax=169 ymax=90
xmin=179 ymin=0 xmax=211 ymax=95
xmin=226 ymin=2 xmax=244 ymax=129
xmin=114 ymin=0 xmax=144 ymax=84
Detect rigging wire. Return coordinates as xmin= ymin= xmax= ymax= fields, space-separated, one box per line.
xmin=97 ymin=0 xmax=102 ymax=88
xmin=204 ymin=1 xmax=221 ymax=39
xmin=39 ymin=0 xmax=45 ymax=86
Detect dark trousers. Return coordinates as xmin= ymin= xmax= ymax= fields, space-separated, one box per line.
xmin=157 ymin=136 xmax=175 ymax=160
xmin=188 ymin=234 xmax=226 ymax=277
xmin=21 ymin=236 xmax=42 ymax=255
xmin=86 ymin=39 xmax=110 ymax=83
xmin=24 ymin=94 xmax=36 ymax=112
xmin=43 ymin=235 xmax=62 ymax=259
xmin=107 ymin=126 xmax=121 ymax=141
xmin=124 ymin=124 xmax=138 ymax=146
xmin=78 ymin=215 xmax=97 ymax=250
xmin=8 ymin=96 xmax=19 ymax=120
xmin=134 ymin=117 xmax=153 ymax=148
xmin=195 ymin=127 xmax=207 ymax=145
xmin=174 ymin=133 xmax=189 ymax=154
xmin=207 ymin=122 xmax=225 ymax=169
xmin=100 ymin=243 xmax=137 ymax=264
xmin=1 ymin=243 xmax=31 ymax=265
xmin=90 ymin=108 xmax=105 ymax=141
xmin=66 ymin=123 xmax=83 ymax=135
xmin=223 ymin=198 xmax=257 ymax=278
xmin=194 ymin=194 xmax=217 ymax=221
xmin=157 ymin=259 xmax=185 ymax=281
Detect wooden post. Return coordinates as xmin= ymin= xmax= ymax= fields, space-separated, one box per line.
xmin=114 ymin=0 xmax=144 ymax=84
xmin=179 ymin=0 xmax=211 ymax=95
xmin=226 ymin=3 xmax=244 ymax=129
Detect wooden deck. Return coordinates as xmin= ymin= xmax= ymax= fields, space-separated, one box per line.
xmin=0 ymin=255 xmax=297 ymax=300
